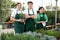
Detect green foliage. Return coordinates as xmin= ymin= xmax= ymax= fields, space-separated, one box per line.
xmin=22 ymin=6 xmax=25 ymax=11
xmin=18 ymin=14 xmax=25 ymax=18
xmin=44 ymin=30 xmax=60 ymax=37
xmin=11 ymin=2 xmax=17 ymax=8
xmin=15 ymin=34 xmax=40 ymax=40
xmin=0 ymin=0 xmax=12 ymax=21
xmin=35 ymin=29 xmax=60 ymax=37
xmin=45 ymin=11 xmax=55 ymax=20
xmin=0 ymin=0 xmax=26 ymax=21
xmin=45 ymin=11 xmax=60 ymax=25
xmin=1 ymin=33 xmax=15 ymax=40
xmin=1 ymin=33 xmax=40 ymax=40
xmin=45 ymin=11 xmax=60 ymax=20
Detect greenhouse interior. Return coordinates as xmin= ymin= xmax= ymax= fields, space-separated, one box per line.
xmin=0 ymin=0 xmax=60 ymax=40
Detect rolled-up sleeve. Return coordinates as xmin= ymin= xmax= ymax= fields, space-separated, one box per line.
xmin=45 ymin=14 xmax=48 ymax=22
xmin=35 ymin=14 xmax=40 ymax=22
xmin=11 ymin=10 xmax=16 ymax=18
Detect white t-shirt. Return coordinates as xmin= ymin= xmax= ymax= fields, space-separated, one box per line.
xmin=24 ymin=9 xmax=37 ymax=15
xmin=11 ymin=9 xmax=24 ymax=18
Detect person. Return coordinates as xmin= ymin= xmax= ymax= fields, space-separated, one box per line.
xmin=24 ymin=1 xmax=37 ymax=32
xmin=35 ymin=7 xmax=48 ymax=30
xmin=10 ymin=3 xmax=25 ymax=33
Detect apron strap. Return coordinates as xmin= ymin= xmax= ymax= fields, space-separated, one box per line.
xmin=28 ymin=9 xmax=34 ymax=16
xmin=16 ymin=10 xmax=23 ymax=14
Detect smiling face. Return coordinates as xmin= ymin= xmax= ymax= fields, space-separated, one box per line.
xmin=16 ymin=3 xmax=22 ymax=10
xmin=39 ymin=8 xmax=45 ymax=14
xmin=27 ymin=1 xmax=33 ymax=9
xmin=28 ymin=3 xmax=33 ymax=9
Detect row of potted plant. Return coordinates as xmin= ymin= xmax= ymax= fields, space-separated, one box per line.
xmin=35 ymin=29 xmax=60 ymax=40
xmin=1 ymin=31 xmax=57 ymax=40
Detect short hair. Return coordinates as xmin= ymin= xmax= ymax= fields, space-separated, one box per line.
xmin=27 ymin=1 xmax=33 ymax=4
xmin=16 ymin=2 xmax=21 ymax=6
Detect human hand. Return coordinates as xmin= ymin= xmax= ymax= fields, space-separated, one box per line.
xmin=21 ymin=19 xmax=25 ymax=22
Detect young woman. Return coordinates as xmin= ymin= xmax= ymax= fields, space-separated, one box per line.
xmin=11 ymin=3 xmax=25 ymax=33
xmin=24 ymin=1 xmax=37 ymax=32
xmin=35 ymin=7 xmax=48 ymax=30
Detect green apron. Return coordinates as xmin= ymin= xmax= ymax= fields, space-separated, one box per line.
xmin=14 ymin=11 xmax=24 ymax=33
xmin=25 ymin=9 xmax=35 ymax=32
xmin=36 ymin=13 xmax=46 ymax=29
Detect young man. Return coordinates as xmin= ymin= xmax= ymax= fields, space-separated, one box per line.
xmin=24 ymin=1 xmax=37 ymax=32
xmin=11 ymin=3 xmax=25 ymax=33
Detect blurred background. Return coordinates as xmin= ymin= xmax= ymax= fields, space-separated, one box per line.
xmin=0 ymin=0 xmax=60 ymax=29
xmin=0 ymin=0 xmax=60 ymax=40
